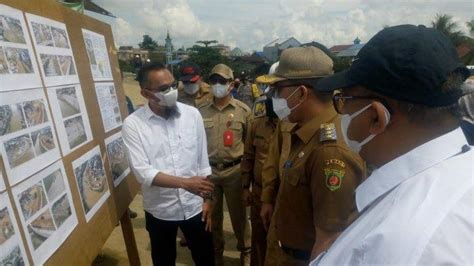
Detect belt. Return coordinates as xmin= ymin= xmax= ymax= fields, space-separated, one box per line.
xmin=210 ymin=158 xmax=241 ymax=170
xmin=278 ymin=241 xmax=310 ymax=261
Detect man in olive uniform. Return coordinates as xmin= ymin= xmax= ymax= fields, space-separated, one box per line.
xmin=199 ymin=64 xmax=252 ymax=265
xmin=178 ymin=63 xmax=213 ymax=108
xmin=258 ymin=47 xmax=366 ymax=265
xmin=241 ymin=95 xmax=278 ymax=266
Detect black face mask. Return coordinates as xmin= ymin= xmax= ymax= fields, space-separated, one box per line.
xmin=265 ymin=97 xmax=277 ymax=118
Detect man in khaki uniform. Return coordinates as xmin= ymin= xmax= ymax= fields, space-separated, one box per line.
xmin=241 ymin=95 xmax=278 ymax=266
xmin=199 ymin=64 xmax=252 ymax=265
xmin=178 ymin=63 xmax=213 ymax=108
xmin=258 ymin=47 xmax=366 ymax=265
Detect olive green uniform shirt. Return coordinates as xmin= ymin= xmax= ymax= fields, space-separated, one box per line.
xmin=263 ymin=106 xmax=366 ymax=251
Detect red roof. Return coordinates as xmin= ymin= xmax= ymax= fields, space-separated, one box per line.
xmin=329 ymin=45 xmax=353 ymax=54
xmin=457 ymin=43 xmax=472 ymax=58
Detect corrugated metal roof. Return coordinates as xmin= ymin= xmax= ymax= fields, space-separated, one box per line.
xmin=337 ymin=43 xmax=365 ymax=57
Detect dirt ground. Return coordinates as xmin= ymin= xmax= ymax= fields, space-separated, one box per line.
xmin=93 ymin=73 xmax=243 ymax=266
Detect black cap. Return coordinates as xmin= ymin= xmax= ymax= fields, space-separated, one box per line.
xmin=179 ymin=63 xmax=201 ymax=82
xmin=318 ymin=24 xmax=470 ymax=107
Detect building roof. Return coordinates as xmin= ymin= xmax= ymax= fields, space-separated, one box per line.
xmin=302 ymin=41 xmax=333 ymax=57
xmin=337 ymin=43 xmax=365 ymax=57
xmin=329 ymin=44 xmax=353 ymax=54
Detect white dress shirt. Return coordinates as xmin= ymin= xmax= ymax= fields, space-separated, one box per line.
xmin=122 ymin=102 xmax=212 ymax=221
xmin=311 ymin=128 xmax=474 ymax=265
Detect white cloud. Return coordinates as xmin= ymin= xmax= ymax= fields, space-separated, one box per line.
xmin=89 ymin=0 xmax=473 ymax=52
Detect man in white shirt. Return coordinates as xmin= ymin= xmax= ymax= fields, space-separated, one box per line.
xmin=310 ymin=25 xmax=473 ymax=265
xmin=122 ymin=62 xmax=215 ymax=266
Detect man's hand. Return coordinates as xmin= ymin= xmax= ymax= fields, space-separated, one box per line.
xmin=182 ymin=176 xmax=214 ymax=197
xmin=260 ymin=203 xmax=274 ymax=231
xmin=242 ymin=188 xmax=252 ymax=206
xmin=202 ymin=199 xmax=213 ymax=232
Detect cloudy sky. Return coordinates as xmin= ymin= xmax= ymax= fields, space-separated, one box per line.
xmin=87 ymin=0 xmax=473 ymax=52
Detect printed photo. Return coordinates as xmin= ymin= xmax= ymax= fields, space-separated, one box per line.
xmin=106 ymin=137 xmax=129 ymax=182
xmin=0 ymin=245 xmax=25 ymax=266
xmin=0 ymin=103 xmax=27 ymax=136
xmin=43 ymin=169 xmax=65 ymax=202
xmin=0 ymin=15 xmax=26 ymax=44
xmin=51 ymin=194 xmax=71 ymax=228
xmin=40 ymin=54 xmax=61 ymax=77
xmin=31 ymin=22 xmax=53 ymax=47
xmin=18 ymin=181 xmax=47 ymax=220
xmin=74 ymin=154 xmax=108 ymax=213
xmin=22 ymin=99 xmax=48 ymax=127
xmin=31 ymin=126 xmax=55 ymax=156
xmin=4 ymin=47 xmax=33 ymax=74
xmin=0 ymin=207 xmax=14 ymax=245
xmin=28 ymin=209 xmax=56 ymax=250
xmin=51 ymin=27 xmax=69 ymax=48
xmin=56 ymin=86 xmax=80 ymax=118
xmin=4 ymin=134 xmax=35 ymax=168
xmin=0 ymin=47 xmax=9 ymax=74
xmin=57 ymin=55 xmax=76 ymax=75
xmin=64 ymin=116 xmax=86 ymax=149
xmin=84 ymin=37 xmax=97 ymax=65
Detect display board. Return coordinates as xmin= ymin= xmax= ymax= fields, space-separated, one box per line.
xmin=0 ymin=0 xmax=140 ymax=265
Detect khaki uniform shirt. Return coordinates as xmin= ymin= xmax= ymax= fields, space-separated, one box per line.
xmin=264 ymin=106 xmax=366 ymax=251
xmin=241 ymin=116 xmax=278 ymax=195
xmin=177 ymin=81 xmax=213 ymax=108
xmin=199 ymin=98 xmax=251 ymax=167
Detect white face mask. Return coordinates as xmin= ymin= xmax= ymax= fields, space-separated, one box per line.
xmin=340 ymin=104 xmax=391 ymax=153
xmin=212 ymin=84 xmax=230 ymax=98
xmin=183 ymin=83 xmax=199 ymax=95
xmin=271 ymin=88 xmax=302 ymax=121
xmin=154 ymin=87 xmax=178 ymax=107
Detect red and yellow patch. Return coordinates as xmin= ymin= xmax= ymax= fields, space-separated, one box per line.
xmin=324 ymin=168 xmax=345 ymax=191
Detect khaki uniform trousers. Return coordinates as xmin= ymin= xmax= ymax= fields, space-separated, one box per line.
xmin=211 ymin=164 xmax=251 ymax=261
xmin=250 ymin=186 xmax=266 ymax=266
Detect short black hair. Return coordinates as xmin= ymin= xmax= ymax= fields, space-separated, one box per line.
xmin=135 ymin=62 xmax=167 ymax=88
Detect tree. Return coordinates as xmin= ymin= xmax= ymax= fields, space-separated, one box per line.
xmin=196 ymin=40 xmax=218 ymax=47
xmin=431 ymin=14 xmax=466 ymax=46
xmin=186 ymin=46 xmax=227 ymax=79
xmin=467 ymin=19 xmax=474 ymax=37
xmin=139 ymin=34 xmax=159 ymax=51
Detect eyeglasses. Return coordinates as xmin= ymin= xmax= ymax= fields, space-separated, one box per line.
xmin=332 ymin=92 xmax=392 ymax=114
xmin=209 ymin=75 xmax=230 ymax=85
xmin=147 ymin=81 xmax=177 ymax=93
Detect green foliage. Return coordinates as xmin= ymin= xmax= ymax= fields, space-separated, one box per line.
xmin=431 ymin=14 xmax=467 ymax=46
xmin=148 ymin=52 xmax=166 ymax=64
xmin=185 ymin=46 xmax=228 ymax=79
xmin=333 ymin=57 xmax=352 ymax=72
xmin=118 ymin=59 xmax=134 ymax=73
xmin=139 ymin=34 xmax=159 ymax=51
xmin=467 ymin=19 xmax=474 ymax=37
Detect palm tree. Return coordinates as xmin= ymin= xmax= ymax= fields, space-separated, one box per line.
xmin=467 ymin=19 xmax=474 ymax=37
xmin=431 ymin=14 xmax=466 ymax=46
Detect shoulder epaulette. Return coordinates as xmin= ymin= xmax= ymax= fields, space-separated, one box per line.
xmin=233 ymin=98 xmax=251 ymax=113
xmin=320 ymin=123 xmax=337 ymax=142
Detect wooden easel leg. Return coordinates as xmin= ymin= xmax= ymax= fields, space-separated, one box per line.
xmin=121 ymin=210 xmax=141 ymax=266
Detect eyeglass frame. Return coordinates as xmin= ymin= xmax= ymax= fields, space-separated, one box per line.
xmin=146 ymin=80 xmax=178 ymax=94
